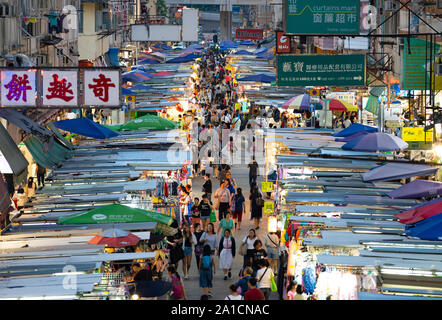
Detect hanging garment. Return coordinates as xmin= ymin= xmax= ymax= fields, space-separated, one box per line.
xmin=302 ymin=267 xmax=316 ymax=294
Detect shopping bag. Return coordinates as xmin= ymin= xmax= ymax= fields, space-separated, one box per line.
xmin=271 ymin=275 xmax=277 ymax=292
xmin=210 ymin=210 xmax=217 ymax=223
xmin=239 ymin=242 xmax=248 ymax=256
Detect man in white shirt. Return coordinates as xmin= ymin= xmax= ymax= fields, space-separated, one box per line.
xmin=343 ymin=117 xmax=352 ymax=128
xmin=256 ymin=260 xmax=274 ymax=300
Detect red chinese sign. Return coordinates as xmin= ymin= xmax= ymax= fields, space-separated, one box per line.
xmin=42 ymin=70 xmax=78 ymax=106
xmin=235 ymin=29 xmax=263 ymax=40
xmin=84 ymin=70 xmax=120 ymax=106
xmin=1 ymin=71 xmax=36 ymax=106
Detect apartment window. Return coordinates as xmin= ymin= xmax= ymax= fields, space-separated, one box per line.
xmin=95 ymin=3 xmax=111 ymax=32
xmin=79 ymin=4 xmax=83 ymax=33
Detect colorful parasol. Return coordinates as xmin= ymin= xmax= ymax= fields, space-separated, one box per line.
xmin=88 ymin=228 xmax=141 ymax=247
xmin=281 ymin=94 xmax=311 ymax=111
xmin=328 ymin=99 xmax=359 ymax=112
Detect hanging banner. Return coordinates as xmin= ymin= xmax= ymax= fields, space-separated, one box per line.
xmin=42 ymin=70 xmax=78 ymax=106
xmin=84 ymin=70 xmax=120 ymax=107
xmin=276 ymin=31 xmax=291 ymax=54
xmin=285 ymin=0 xmax=360 ymax=35
xmin=264 ymin=202 xmax=275 ymax=214
xmin=402 ymin=127 xmax=433 ymax=150
xmin=262 ymin=181 xmax=274 ymax=193
xmin=1 ymin=70 xmax=37 ymax=106
xmin=277 ymin=54 xmax=366 ymax=87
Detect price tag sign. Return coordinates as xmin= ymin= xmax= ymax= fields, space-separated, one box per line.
xmin=262 ymin=181 xmax=273 ymax=193
xmin=264 ymin=202 xmax=274 ymax=214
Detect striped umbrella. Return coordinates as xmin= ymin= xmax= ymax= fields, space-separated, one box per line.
xmin=328 ymin=99 xmax=358 ymax=112
xmin=281 ymin=94 xmax=311 ymax=111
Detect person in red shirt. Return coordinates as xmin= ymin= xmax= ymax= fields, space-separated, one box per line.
xmin=244 ymin=277 xmax=265 ymax=300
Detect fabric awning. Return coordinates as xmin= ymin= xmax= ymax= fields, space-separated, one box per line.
xmin=52 ymin=118 xmax=120 ymax=139
xmin=24 ymin=136 xmax=72 ymax=169
xmin=0 ymin=123 xmax=28 ymax=184
xmin=362 ymin=163 xmax=438 ymax=182
xmin=0 ymin=174 xmax=12 ymax=219
xmin=388 ymin=180 xmax=442 ymax=199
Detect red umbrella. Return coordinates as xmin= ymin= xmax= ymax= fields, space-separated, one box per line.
xmin=88 ymin=228 xmax=141 ymax=247
xmin=394 ymin=198 xmax=442 ymax=224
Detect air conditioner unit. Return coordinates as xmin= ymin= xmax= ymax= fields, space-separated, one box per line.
xmin=384 ymin=1 xmax=397 ymax=11
xmin=435 ymin=63 xmax=442 ymax=76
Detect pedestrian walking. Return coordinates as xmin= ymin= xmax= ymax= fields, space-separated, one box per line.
xmin=198 ymin=194 xmax=212 ymax=231
xmin=285 ymin=281 xmax=297 ymax=300
xmin=241 ymin=229 xmax=259 ymax=267
xmin=248 ymin=157 xmax=259 ymax=189
xmin=231 ymin=188 xmax=245 ymax=230
xmin=236 ymin=266 xmax=253 ymax=297
xmin=191 ymin=197 xmax=200 ymax=226
xmin=181 ymin=224 xmax=193 ymax=279
xmin=200 ymin=222 xmax=218 ymax=256
xmin=244 ymin=278 xmax=265 ymax=300
xmin=218 ymin=211 xmax=235 ymax=236
xmin=202 ymin=173 xmax=212 ymax=201
xmin=36 ymin=163 xmax=46 ymax=188
xmin=167 ymin=265 xmax=187 ymax=300
xmin=214 ymin=179 xmax=231 ymax=221
xmin=199 ymin=244 xmax=216 ymax=297
xmin=251 ymin=239 xmax=267 ymax=275
xmin=192 ymin=223 xmax=205 ymax=271
xmin=264 ymin=231 xmax=280 ymax=275
xmin=250 ymin=185 xmax=264 ymax=229
xmin=256 ymin=259 xmax=274 ymax=300
xmin=225 ymin=284 xmax=243 ymax=300
xmin=218 ymin=229 xmax=236 ymax=280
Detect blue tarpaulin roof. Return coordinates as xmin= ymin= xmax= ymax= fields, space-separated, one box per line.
xmin=166 ymin=55 xmax=197 ymax=63
xmin=53 ymin=118 xmax=120 ymax=139
xmin=256 ymin=51 xmax=274 ymax=60
xmin=107 ymin=48 xmax=120 ymax=66
xmin=388 ymin=180 xmax=442 ymax=199
xmin=253 ymin=47 xmax=268 ymax=55
xmin=405 ymin=212 xmax=442 ymax=240
xmin=122 ymin=88 xmax=135 ymax=95
xmin=362 ymin=163 xmax=438 ymax=182
xmin=139 ymin=58 xmax=161 ymax=65
xmin=220 ymin=40 xmax=238 ymax=49
xmin=239 ymin=40 xmax=256 ymax=46
xmin=237 ymin=74 xmax=276 ymax=83
xmin=234 ymin=50 xmax=253 ymax=55
xmin=334 ymin=123 xmax=378 ymax=137
xmin=129 ymin=84 xmax=154 ymax=91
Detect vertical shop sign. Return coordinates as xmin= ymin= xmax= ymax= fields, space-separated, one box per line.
xmin=84 ymin=70 xmax=120 ymax=106
xmin=262 ymin=181 xmax=274 ymax=193
xmin=285 ymin=0 xmax=360 ymax=35
xmin=276 ymin=31 xmax=291 ymax=53
xmin=264 ymin=202 xmax=275 ymax=214
xmin=42 ymin=70 xmax=78 ymax=106
xmin=1 ymin=70 xmax=37 ymax=106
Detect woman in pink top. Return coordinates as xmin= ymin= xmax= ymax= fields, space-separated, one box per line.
xmin=286 ymin=281 xmax=297 ymax=300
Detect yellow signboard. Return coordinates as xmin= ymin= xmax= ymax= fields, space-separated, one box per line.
xmin=262 ymin=182 xmax=273 ymax=193
xmin=264 ymin=202 xmax=274 ymax=214
xmin=402 ymin=127 xmax=433 ymax=142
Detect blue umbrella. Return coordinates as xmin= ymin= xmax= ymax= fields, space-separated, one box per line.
xmin=388 ymin=180 xmax=442 ymax=199
xmin=335 ymin=131 xmax=369 ymax=142
xmin=405 ymin=211 xmax=442 ymax=240
xmin=342 ymin=132 xmax=408 ymax=152
xmin=334 ymin=123 xmax=378 ymax=137
xmin=237 ymin=74 xmax=276 ymax=83
xmin=239 ymin=40 xmax=256 ymax=46
xmin=53 ymin=118 xmax=119 ymax=139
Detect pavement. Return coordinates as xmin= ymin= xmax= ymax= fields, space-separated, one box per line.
xmin=177 ymin=166 xmax=279 ymax=300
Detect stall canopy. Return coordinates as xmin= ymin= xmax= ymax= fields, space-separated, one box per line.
xmin=24 ymin=136 xmax=72 ymax=169
xmin=328 ymin=99 xmax=359 ymax=111
xmin=153 ymin=71 xmax=174 ymax=76
xmin=58 ymin=203 xmax=173 ymax=226
xmin=405 ymin=212 xmax=442 ymax=241
xmin=88 ymin=228 xmax=141 ymax=247
xmin=122 ymin=88 xmax=136 ymax=95
xmin=362 ymin=163 xmax=438 ymax=182
xmin=237 ymin=74 xmax=276 ymax=83
xmin=282 ymin=94 xmax=310 ymax=111
xmin=46 ymin=123 xmax=75 ymax=150
xmin=129 ymin=84 xmax=154 ymax=91
xmin=335 ymin=131 xmax=369 ymax=142
xmin=53 ymin=118 xmax=120 ymax=139
xmin=0 ymin=123 xmax=28 ymax=184
xmin=388 ymin=180 xmax=442 ymax=199
xmin=395 ymin=198 xmax=442 ymax=224
xmin=166 ymin=56 xmax=197 ymax=64
xmin=334 ymin=123 xmax=378 ymax=137
xmin=253 ymin=47 xmax=268 ymax=55
xmin=187 ymin=44 xmax=204 ymax=50
xmin=117 ymin=114 xmax=177 ymax=131
xmin=342 ymin=132 xmax=408 ymax=152
xmin=220 ymin=40 xmax=239 ymax=49
xmin=0 ymin=174 xmax=12 ymax=219
xmin=122 ymin=71 xmax=153 ymax=82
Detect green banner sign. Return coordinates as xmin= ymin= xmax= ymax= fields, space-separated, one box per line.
xmin=277 ymin=54 xmax=366 ymax=87
xmin=285 ymin=0 xmax=360 ymax=35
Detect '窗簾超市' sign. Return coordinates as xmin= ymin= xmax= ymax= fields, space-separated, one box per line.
xmin=285 ymin=0 xmax=360 ymax=35
xmin=235 ymin=29 xmax=263 ymax=40
xmin=277 ymin=54 xmax=366 ymax=87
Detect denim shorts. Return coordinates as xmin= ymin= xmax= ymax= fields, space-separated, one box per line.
xmin=184 ymin=246 xmax=193 ymax=256
xmin=200 ymin=216 xmax=210 ymax=221
xmin=266 ymin=246 xmax=279 ymax=259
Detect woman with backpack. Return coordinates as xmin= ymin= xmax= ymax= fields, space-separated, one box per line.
xmin=235 ymin=266 xmax=253 ymax=297
xmin=249 ymin=185 xmax=264 ymax=230
xmin=231 ymin=188 xmax=245 ymax=230
xmin=218 ymin=228 xmax=236 ymax=280
xmin=167 ymin=265 xmax=187 ymax=300
xmin=199 ymin=244 xmax=216 ymax=297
